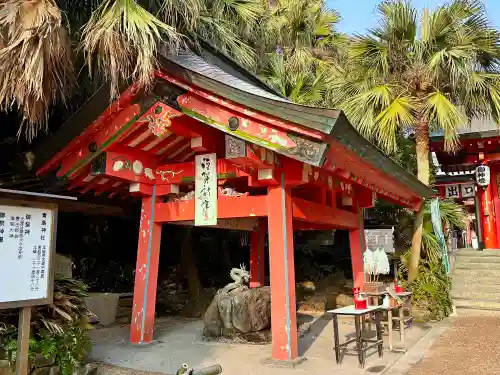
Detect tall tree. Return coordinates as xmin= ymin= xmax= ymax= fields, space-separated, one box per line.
xmin=259 ymin=0 xmax=345 ymax=105
xmin=330 ymin=0 xmax=500 ymax=280
xmin=0 ymin=0 xmax=263 ymax=140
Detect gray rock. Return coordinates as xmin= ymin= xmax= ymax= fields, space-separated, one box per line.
xmin=203 ymin=286 xmax=271 ymax=338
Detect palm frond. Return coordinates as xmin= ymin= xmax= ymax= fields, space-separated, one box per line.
xmin=80 ymin=0 xmax=185 ymax=98
xmin=424 ymin=91 xmax=465 ymax=152
xmin=0 ymin=0 xmax=74 ymax=140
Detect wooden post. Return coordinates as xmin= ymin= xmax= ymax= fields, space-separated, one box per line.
xmin=267 ymin=173 xmax=299 ymax=362
xmin=479 ymin=184 xmax=498 ymax=249
xmin=490 ymin=167 xmax=500 ymax=249
xmin=250 ymin=219 xmax=266 ymax=288
xmin=130 ymin=187 xmax=162 ymax=344
xmin=15 ymin=306 xmax=31 ymax=375
xmin=349 ymin=201 xmax=365 ymax=289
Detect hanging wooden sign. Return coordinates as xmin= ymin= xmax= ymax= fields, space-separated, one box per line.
xmin=195 ymin=153 xmax=217 ymax=226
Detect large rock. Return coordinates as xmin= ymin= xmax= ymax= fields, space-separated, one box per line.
xmin=203 ymin=286 xmax=271 ymax=338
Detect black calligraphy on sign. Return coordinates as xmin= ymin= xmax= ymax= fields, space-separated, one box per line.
xmin=17 ymin=217 xmax=24 ymax=259
xmin=199 ymin=157 xmax=212 ymax=220
xmin=446 ymin=185 xmax=460 ymax=198
xmin=0 ymin=211 xmax=4 ymax=243
xmin=461 ymin=184 xmax=475 ymax=198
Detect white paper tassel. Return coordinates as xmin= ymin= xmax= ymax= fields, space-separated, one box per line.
xmin=363 ymin=248 xmax=374 ymax=275
xmin=375 ymin=248 xmax=390 ymax=275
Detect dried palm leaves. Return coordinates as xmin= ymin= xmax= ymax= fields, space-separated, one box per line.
xmin=0 ymin=0 xmax=74 ymax=140
xmin=80 ymin=0 xmax=185 ymax=99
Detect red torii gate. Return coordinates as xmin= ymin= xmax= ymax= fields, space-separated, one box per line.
xmin=37 ymin=50 xmax=432 ymax=364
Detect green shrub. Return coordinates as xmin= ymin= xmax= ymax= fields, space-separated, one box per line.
xmin=0 ymin=277 xmax=92 ymax=375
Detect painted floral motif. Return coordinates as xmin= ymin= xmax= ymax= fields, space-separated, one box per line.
xmin=147 ymin=115 xmax=171 ymax=136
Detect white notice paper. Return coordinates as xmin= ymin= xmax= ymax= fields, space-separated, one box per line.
xmin=0 ymin=205 xmax=53 ymax=303
xmin=195 ymin=153 xmax=218 ymax=226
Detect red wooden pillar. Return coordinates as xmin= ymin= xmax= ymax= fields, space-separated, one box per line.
xmin=480 ymin=182 xmax=498 ymax=249
xmin=490 ymin=167 xmax=500 ymax=249
xmin=349 ymin=200 xmax=365 ymax=289
xmin=250 ymin=219 xmax=266 ymax=288
xmin=130 ymin=187 xmax=162 ymax=344
xmin=267 ymin=173 xmax=299 ymax=362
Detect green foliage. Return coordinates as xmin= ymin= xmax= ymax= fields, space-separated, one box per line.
xmin=331 ymin=0 xmax=500 ymax=155
xmin=0 ymin=277 xmax=92 ymax=375
xmin=399 ymin=251 xmax=453 ymax=320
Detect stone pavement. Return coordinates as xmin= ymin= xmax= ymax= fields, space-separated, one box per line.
xmin=407 ymin=317 xmax=500 ymax=375
xmin=88 ymin=314 xmax=433 ymax=375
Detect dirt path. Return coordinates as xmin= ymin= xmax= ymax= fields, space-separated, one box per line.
xmin=407 ymin=317 xmax=500 ymax=375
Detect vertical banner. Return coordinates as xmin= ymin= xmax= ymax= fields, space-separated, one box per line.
xmin=195 ymin=153 xmax=217 ymax=226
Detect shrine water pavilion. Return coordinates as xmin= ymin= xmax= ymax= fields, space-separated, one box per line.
xmin=34 ymin=43 xmax=433 ymax=363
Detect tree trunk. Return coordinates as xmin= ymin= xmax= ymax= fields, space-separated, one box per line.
xmin=408 ymin=118 xmax=430 ymax=282
xmin=181 ymin=227 xmax=202 ymax=299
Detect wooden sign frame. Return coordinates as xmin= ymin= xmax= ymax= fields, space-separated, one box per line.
xmin=0 ymin=199 xmax=58 ymax=309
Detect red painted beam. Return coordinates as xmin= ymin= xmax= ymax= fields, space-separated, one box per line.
xmin=291 ymin=197 xmax=358 ymax=229
xmin=154 ymin=195 xmax=268 ymax=223
xmin=155 ymin=71 xmax=326 ymax=141
xmin=56 ymin=103 xmax=145 ymax=179
xmin=156 ymin=158 xmax=248 ymax=185
xmin=38 ymin=85 xmax=140 ymax=176
xmin=101 ymin=146 xmax=159 ymax=184
xmin=324 ymin=140 xmax=422 ymax=208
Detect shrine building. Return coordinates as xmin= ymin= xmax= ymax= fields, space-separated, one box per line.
xmin=431 ymin=119 xmax=500 ymax=250
xmin=35 ymin=42 xmax=433 ymax=363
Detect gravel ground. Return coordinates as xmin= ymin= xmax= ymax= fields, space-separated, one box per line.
xmin=407 ymin=317 xmax=500 ymax=375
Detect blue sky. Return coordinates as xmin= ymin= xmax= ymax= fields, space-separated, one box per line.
xmin=327 ymin=0 xmax=500 ymax=35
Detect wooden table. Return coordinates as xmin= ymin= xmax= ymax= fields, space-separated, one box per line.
xmin=381 ymin=291 xmax=413 ymax=352
xmin=327 ymin=305 xmax=384 ymax=368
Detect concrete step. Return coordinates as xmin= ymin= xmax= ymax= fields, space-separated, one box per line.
xmin=454 ymin=262 xmax=500 ymax=270
xmin=455 ymin=249 xmax=500 ymax=257
xmin=454 ymin=255 xmax=500 ymax=264
xmin=453 ymin=298 xmax=500 ymax=311
xmin=452 ymin=289 xmax=500 ymax=300
xmin=453 ymin=279 xmax=500 ymax=289
xmin=453 ymin=268 xmax=500 ymax=278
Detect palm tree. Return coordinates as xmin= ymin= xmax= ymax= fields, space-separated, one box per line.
xmin=258 ymin=0 xmax=344 ymax=70
xmin=330 ymin=0 xmax=500 ymax=281
xmin=261 ymin=52 xmax=332 ymax=106
xmin=258 ymin=0 xmax=345 ymax=106
xmin=0 ymin=0 xmax=263 ymax=140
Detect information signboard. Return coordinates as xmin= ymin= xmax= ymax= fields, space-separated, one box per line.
xmin=0 ymin=200 xmax=57 ymax=309
xmin=364 ymin=227 xmax=395 ymax=253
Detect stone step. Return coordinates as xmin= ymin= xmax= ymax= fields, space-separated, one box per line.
xmin=454 ymin=255 xmax=500 ymax=264
xmin=452 ymin=289 xmax=500 ymax=300
xmin=453 ymin=298 xmax=500 ymax=311
xmin=455 ymin=249 xmax=500 ymax=257
xmin=452 ymin=279 xmax=500 ymax=292
xmin=454 ymin=262 xmax=500 ymax=270
xmin=452 ymin=268 xmax=500 ymax=278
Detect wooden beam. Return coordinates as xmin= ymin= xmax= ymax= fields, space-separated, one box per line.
xmin=291 ymin=197 xmax=358 ymax=229
xmin=56 ymin=103 xmax=145 ymax=179
xmin=154 ymin=195 xmax=268 ymax=222
xmin=156 ymin=158 xmax=248 ymax=185
xmin=98 ymin=146 xmax=159 ymax=184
